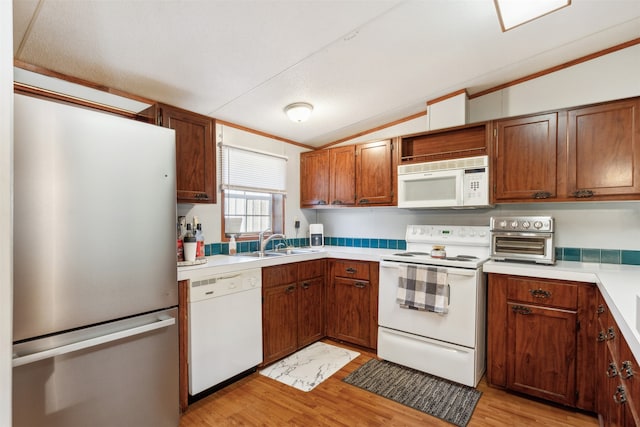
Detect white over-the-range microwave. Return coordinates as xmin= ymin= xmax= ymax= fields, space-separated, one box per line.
xmin=397 ymin=155 xmax=491 ymax=209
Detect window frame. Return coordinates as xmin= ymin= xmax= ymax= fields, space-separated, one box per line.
xmin=221 ymin=190 xmax=284 ymax=242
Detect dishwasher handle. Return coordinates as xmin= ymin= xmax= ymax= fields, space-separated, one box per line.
xmin=13 ymin=317 xmax=175 ymax=367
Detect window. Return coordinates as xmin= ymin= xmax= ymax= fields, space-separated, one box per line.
xmin=220 ymin=143 xmax=286 ymax=240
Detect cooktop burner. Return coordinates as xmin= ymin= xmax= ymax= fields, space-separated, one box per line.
xmin=393 ymin=252 xmax=430 ymax=256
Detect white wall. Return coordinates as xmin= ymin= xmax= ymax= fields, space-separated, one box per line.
xmin=316 ymin=44 xmax=640 ymax=251
xmin=178 ymin=124 xmax=310 ymax=242
xmin=1 ymin=0 xmax=13 ymax=424
xmin=469 ymin=44 xmax=640 ymax=122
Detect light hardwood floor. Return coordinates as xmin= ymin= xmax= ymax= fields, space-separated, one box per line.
xmin=180 ymin=340 xmax=598 ymax=426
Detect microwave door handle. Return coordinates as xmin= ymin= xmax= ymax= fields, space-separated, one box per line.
xmin=457 ymin=170 xmax=465 ymax=206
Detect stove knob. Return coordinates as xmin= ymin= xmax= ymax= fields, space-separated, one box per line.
xmin=468 ymin=230 xmax=476 ymax=237
xmin=511 ymin=221 xmax=519 ymax=229
xmin=522 ymin=221 xmax=531 ymax=229
xmin=479 ymin=231 xmax=487 ymax=237
xmin=534 ymin=221 xmax=543 ymax=229
xmin=499 ymin=220 xmax=507 ymax=228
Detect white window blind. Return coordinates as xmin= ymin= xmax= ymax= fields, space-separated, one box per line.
xmin=220 ymin=143 xmax=287 ymax=194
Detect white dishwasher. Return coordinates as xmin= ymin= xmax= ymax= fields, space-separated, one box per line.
xmin=188 ymin=267 xmax=262 ymax=396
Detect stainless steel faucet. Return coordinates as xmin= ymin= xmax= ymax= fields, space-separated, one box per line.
xmin=259 ymin=228 xmax=286 ymax=255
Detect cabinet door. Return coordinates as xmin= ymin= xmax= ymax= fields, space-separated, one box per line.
xmin=297 ymin=276 xmax=324 ymax=348
xmin=356 ymin=140 xmax=394 ymax=206
xmin=494 ymin=113 xmax=558 ymax=201
xmin=567 ymin=99 xmax=640 ymax=198
xmin=329 ymin=277 xmax=371 ymax=347
xmin=262 ymin=283 xmax=298 ymax=365
xmin=300 ymin=150 xmax=330 ymax=207
xmin=507 ymin=302 xmax=577 ymax=406
xmin=620 ymin=338 xmax=640 ymax=426
xmin=329 ymin=146 xmax=356 ymax=206
xmin=157 ymin=104 xmax=215 ymax=204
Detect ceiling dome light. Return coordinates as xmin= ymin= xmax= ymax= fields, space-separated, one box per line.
xmin=284 ymin=102 xmax=313 ymax=123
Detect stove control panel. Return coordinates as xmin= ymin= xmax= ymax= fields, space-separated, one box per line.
xmin=405 ymin=225 xmax=490 ymax=246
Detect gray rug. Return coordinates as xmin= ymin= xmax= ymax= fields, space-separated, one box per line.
xmin=343 ymin=359 xmax=481 ymax=427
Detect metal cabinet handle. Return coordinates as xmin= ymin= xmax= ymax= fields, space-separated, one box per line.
xmin=331 ymin=200 xmax=343 ymax=205
xmin=511 ymin=305 xmax=532 ymax=315
xmin=597 ymin=304 xmax=605 ymax=314
xmin=613 ymin=385 xmax=628 ymax=404
xmin=532 ymin=191 xmax=552 ymax=199
xmin=607 ymin=362 xmax=619 ymax=378
xmin=301 ymin=282 xmax=310 ymax=290
xmin=622 ymin=361 xmax=634 ymax=379
xmin=194 ymin=193 xmax=209 ymax=200
xmin=359 ymin=198 xmax=370 ymax=204
xmin=316 ymin=200 xmax=327 ymax=205
xmin=345 ymin=267 xmax=357 ymax=274
xmin=597 ymin=331 xmax=607 ymax=342
xmin=354 ymin=282 xmax=367 ymax=289
xmin=286 ymin=285 xmax=296 ymax=293
xmin=572 ymin=189 xmax=594 ymax=198
xmin=607 ymin=326 xmax=616 ymax=340
xmin=529 ymin=288 xmax=551 ymax=299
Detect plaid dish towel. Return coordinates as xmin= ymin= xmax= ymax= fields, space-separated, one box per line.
xmin=396 ymin=265 xmax=449 ymax=314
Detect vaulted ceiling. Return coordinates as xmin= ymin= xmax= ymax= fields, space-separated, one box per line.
xmin=12 ymin=0 xmax=640 ymax=146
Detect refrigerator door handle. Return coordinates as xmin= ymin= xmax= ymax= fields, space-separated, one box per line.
xmin=13 ymin=317 xmax=175 ymax=367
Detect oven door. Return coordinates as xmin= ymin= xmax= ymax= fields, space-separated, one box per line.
xmin=378 ymin=260 xmax=484 ymax=348
xmin=397 ymin=169 xmax=463 ymax=208
xmin=491 ymin=231 xmax=555 ymax=264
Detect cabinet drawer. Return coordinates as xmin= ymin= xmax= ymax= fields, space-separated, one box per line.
xmin=507 ymin=277 xmax=578 ymax=309
xmin=298 ymin=260 xmax=326 ymax=280
xmin=332 ymin=260 xmax=370 ymax=280
xmin=263 ymin=264 xmax=297 ymax=288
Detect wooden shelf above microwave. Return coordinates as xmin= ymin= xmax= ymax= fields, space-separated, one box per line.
xmin=400 ymin=122 xmax=489 ymax=164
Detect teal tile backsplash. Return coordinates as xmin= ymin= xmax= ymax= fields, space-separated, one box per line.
xmin=556 ymin=247 xmax=640 ymax=266
xmin=203 ymin=237 xmax=637 ymax=266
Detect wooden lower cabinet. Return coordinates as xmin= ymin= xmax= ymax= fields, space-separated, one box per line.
xmin=487 ymin=273 xmax=596 ymax=411
xmin=596 ymin=291 xmax=640 ymax=426
xmin=326 ymin=259 xmax=379 ymax=349
xmin=262 ymin=260 xmax=325 ymax=365
xmin=506 ymin=302 xmax=576 ymax=405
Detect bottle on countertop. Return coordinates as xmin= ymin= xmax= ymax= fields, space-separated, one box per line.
xmin=229 ymin=235 xmax=237 ymax=256
xmin=183 ymin=224 xmax=197 ymax=262
xmin=195 ymin=223 xmax=205 ymax=259
xmin=176 ymin=221 xmax=184 ymax=262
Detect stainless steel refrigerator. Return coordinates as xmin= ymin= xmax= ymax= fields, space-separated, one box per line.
xmin=12 ymin=94 xmax=180 ymax=427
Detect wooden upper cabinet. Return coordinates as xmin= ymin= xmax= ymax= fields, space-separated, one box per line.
xmin=400 ymin=123 xmax=488 ymax=164
xmin=567 ymin=98 xmax=640 ymax=199
xmin=329 ymin=146 xmax=356 ymax=206
xmin=356 ymin=140 xmax=394 ymax=205
xmin=300 ymin=150 xmax=330 ymax=207
xmin=141 ymin=103 xmax=215 ymax=204
xmin=494 ymin=113 xmax=558 ymax=202
xmin=300 ymin=139 xmax=395 ymax=208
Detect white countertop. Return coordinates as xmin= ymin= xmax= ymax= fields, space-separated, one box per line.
xmin=178 ymin=250 xmax=640 ymax=365
xmin=484 ymin=260 xmax=640 ymax=364
xmin=177 ymin=246 xmax=397 ymax=281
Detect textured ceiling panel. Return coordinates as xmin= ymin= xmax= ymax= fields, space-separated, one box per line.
xmin=12 ymin=0 xmax=640 ymax=146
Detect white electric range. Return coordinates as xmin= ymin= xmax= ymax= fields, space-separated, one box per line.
xmin=378 ymin=224 xmax=490 ymax=387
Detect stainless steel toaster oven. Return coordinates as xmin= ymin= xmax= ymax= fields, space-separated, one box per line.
xmin=490 ymin=216 xmax=555 ymax=265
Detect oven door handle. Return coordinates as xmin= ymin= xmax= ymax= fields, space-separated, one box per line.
xmin=380 ymin=261 xmax=477 ymax=277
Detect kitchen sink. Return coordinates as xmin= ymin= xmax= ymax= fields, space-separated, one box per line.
xmin=287 ymin=248 xmax=323 ymax=254
xmin=246 ymin=251 xmax=288 ymax=258
xmin=244 ymin=248 xmax=324 ymax=257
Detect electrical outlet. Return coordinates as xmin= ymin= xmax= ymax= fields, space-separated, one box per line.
xmin=294 ymin=220 xmax=300 ymax=229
